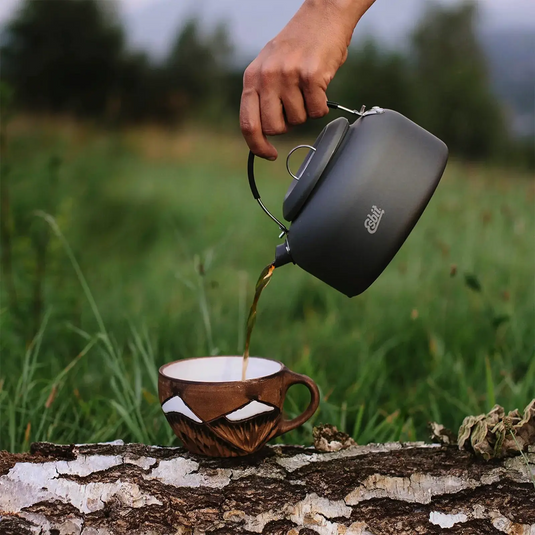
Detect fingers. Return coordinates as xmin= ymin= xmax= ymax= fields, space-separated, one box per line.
xmin=281 ymin=87 xmax=307 ymax=126
xmin=303 ymin=85 xmax=329 ymax=119
xmin=240 ymin=86 xmax=277 ymax=161
xmin=240 ymin=54 xmax=331 ymax=160
xmin=260 ymin=93 xmax=286 ymax=137
xmin=240 ymin=73 xmax=312 ymax=160
xmin=301 ymin=69 xmax=329 ymax=119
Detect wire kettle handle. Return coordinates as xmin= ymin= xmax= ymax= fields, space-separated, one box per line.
xmin=248 ymin=151 xmax=289 ymax=237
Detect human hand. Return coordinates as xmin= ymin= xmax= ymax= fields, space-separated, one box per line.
xmin=240 ymin=0 xmax=375 ymax=160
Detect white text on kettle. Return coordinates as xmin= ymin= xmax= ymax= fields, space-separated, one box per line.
xmin=364 ymin=206 xmax=384 ymax=234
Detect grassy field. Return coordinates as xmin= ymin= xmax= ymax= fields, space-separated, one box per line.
xmin=1 ymin=119 xmax=534 ymax=452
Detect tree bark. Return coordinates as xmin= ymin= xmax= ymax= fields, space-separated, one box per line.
xmin=0 ymin=440 xmax=533 ymax=535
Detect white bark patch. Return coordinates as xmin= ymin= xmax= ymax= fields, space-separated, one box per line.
xmin=345 ymin=473 xmax=478 ymax=505
xmin=429 ymin=511 xmax=468 ymax=528
xmin=123 ymin=455 xmax=158 ymax=470
xmin=241 ymin=493 xmax=352 ymax=534
xmin=504 ymin=453 xmax=535 ymax=482
xmin=292 ymin=493 xmax=352 ymax=520
xmin=9 ymin=512 xmax=87 ymax=535
xmin=17 ymin=512 xmax=85 ymax=535
xmin=54 ymin=454 xmax=123 ymax=476
xmin=276 ymin=442 xmax=439 ymax=472
xmin=0 ymin=460 xmax=161 ymax=514
xmin=490 ymin=514 xmax=535 ymax=535
xmin=75 ymin=439 xmax=124 ymax=446
xmin=243 ymin=509 xmax=289 ymax=533
xmin=472 ymin=503 xmax=487 ymax=518
xmin=79 ymin=530 xmax=110 ymax=535
xmin=144 ymin=458 xmax=231 ymax=488
xmin=290 ymin=493 xmax=353 ymax=535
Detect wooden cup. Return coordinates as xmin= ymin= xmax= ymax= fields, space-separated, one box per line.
xmin=158 ymin=356 xmax=320 ymax=457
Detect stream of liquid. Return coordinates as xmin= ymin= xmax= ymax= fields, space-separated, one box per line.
xmin=241 ymin=263 xmax=276 ymax=381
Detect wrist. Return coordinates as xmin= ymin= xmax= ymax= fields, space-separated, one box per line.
xmin=302 ymin=0 xmax=371 ymax=45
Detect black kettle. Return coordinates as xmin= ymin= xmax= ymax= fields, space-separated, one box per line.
xmin=248 ymin=102 xmax=449 ymax=297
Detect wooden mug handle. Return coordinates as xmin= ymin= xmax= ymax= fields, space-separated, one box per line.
xmin=274 ymin=369 xmax=320 ymax=437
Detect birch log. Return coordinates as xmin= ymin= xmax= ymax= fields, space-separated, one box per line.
xmin=0 ymin=440 xmax=533 ymax=535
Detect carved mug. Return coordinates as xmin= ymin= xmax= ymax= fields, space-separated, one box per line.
xmin=158 ymin=356 xmax=320 ymax=457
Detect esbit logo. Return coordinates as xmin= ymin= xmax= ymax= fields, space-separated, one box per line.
xmin=364 ymin=205 xmax=385 ymax=234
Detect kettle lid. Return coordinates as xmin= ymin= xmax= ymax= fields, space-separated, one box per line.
xmin=283 ymin=116 xmax=349 ymax=221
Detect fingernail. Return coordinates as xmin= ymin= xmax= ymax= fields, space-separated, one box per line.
xmin=268 ymin=156 xmax=276 ymax=161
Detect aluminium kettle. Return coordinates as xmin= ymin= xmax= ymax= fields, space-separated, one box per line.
xmin=248 ymin=101 xmax=449 ymax=298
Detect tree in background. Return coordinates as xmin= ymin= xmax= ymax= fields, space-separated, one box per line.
xmin=328 ymin=2 xmax=509 ymax=161
xmin=329 ymin=40 xmax=415 ymax=118
xmin=1 ymin=0 xmax=126 ymax=117
xmin=410 ymin=1 xmax=508 ymax=159
xmin=163 ymin=19 xmax=234 ymax=123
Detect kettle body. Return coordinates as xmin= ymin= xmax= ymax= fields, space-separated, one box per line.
xmin=250 ymin=105 xmax=449 ymax=297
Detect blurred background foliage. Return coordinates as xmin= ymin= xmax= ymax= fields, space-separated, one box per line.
xmin=0 ymin=0 xmax=533 ymax=451
xmin=1 ymin=0 xmax=533 ymax=165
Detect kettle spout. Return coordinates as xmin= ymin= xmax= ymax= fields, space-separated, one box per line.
xmin=274 ymin=242 xmax=293 ymax=268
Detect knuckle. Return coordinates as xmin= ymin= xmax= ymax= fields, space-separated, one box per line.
xmin=243 ymin=65 xmax=258 ymax=86
xmin=259 ymin=64 xmax=277 ymax=84
xmin=264 ymin=124 xmax=287 ymax=136
xmin=308 ymin=106 xmax=328 ymax=119
xmin=301 ymin=66 xmax=321 ymax=86
xmin=287 ymin=113 xmax=307 ymax=126
xmin=240 ymin=119 xmax=257 ymax=136
xmin=281 ymin=64 xmax=298 ymax=81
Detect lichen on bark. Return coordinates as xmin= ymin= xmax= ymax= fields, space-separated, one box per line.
xmin=457 ymin=400 xmax=535 ymax=460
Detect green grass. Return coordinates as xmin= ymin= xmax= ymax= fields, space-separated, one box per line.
xmin=1 ymin=122 xmax=534 ymax=452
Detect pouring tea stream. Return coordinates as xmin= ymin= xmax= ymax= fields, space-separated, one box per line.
xmin=241 ymin=263 xmax=275 ymax=381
